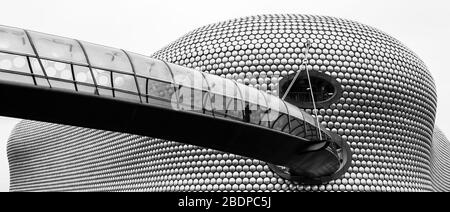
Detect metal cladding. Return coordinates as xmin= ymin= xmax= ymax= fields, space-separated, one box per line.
xmin=6 ymin=14 xmax=449 ymax=191
xmin=430 ymin=127 xmax=450 ymax=192
xmin=150 ymin=14 xmax=440 ymax=191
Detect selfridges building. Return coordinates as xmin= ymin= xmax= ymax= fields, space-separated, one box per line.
xmin=4 ymin=14 xmax=450 ymax=192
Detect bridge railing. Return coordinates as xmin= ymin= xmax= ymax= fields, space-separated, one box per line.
xmin=0 ymin=25 xmax=333 ymax=143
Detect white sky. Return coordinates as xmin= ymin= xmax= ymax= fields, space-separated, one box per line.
xmin=0 ymin=0 xmax=449 ymax=192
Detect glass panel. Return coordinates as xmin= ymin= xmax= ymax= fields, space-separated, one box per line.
xmin=0 ymin=26 xmax=34 ymax=55
xmin=210 ymin=93 xmax=226 ymax=116
xmin=285 ymin=101 xmax=304 ymax=134
xmin=258 ymin=105 xmax=270 ymax=127
xmin=271 ymin=113 xmax=290 ymax=132
xmin=305 ymin=122 xmax=319 ymax=140
xmin=236 ymin=85 xmax=270 ymax=126
xmin=112 ymin=72 xmax=138 ymax=93
xmin=128 ymin=52 xmax=173 ymax=82
xmin=28 ymin=31 xmax=87 ymax=64
xmin=169 ymin=64 xmax=207 ymax=91
xmin=261 ymin=92 xmax=288 ymax=124
xmin=167 ymin=64 xmax=210 ymax=112
xmin=290 ymin=118 xmax=305 ymax=134
xmin=241 ymin=101 xmax=268 ymax=126
xmin=144 ymin=77 xmax=176 ymax=105
xmin=285 ymin=101 xmax=304 ymax=120
xmin=262 ymin=92 xmax=288 ymax=114
xmin=29 ymin=58 xmax=45 ymax=75
xmin=136 ymin=77 xmax=147 ymax=95
xmin=92 ymin=68 xmax=111 ymax=87
xmin=191 ymin=89 xmax=206 ymax=111
xmin=178 ymin=87 xmax=195 ymax=111
xmin=41 ymin=59 xmax=74 ymax=81
xmin=235 ymin=82 xmax=265 ymax=106
xmin=148 ymin=96 xmax=176 ymax=108
xmin=81 ymin=42 xmax=132 ymax=73
xmin=73 ymin=66 xmax=94 ymax=85
xmin=290 ymin=117 xmax=302 ymax=129
xmin=250 ymin=103 xmax=266 ymax=125
xmin=225 ymin=96 xmax=243 ymax=120
xmin=320 ymin=131 xmax=332 ymax=141
xmin=203 ymin=73 xmax=239 ymax=98
xmin=49 ymin=79 xmax=75 ymax=91
xmin=0 ymin=52 xmax=31 ymax=74
xmin=35 ymin=77 xmax=50 ymax=87
xmin=0 ymin=72 xmax=34 ymax=85
xmin=203 ymin=92 xmax=214 ymax=112
xmin=77 ymin=84 xmax=96 ymax=93
xmin=115 ymin=91 xmax=140 ymax=102
xmin=291 ymin=123 xmax=306 ymax=137
xmin=301 ymin=110 xmax=316 ymax=126
xmin=98 ymin=88 xmax=113 ymax=97
xmin=176 ymin=87 xmax=206 ymax=112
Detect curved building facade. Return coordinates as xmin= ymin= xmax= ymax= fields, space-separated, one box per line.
xmin=430 ymin=127 xmax=450 ymax=192
xmin=6 ymin=14 xmax=450 ymax=191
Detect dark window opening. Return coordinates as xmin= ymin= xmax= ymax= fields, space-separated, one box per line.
xmin=279 ymin=71 xmax=342 ymax=109
xmin=283 ymin=76 xmax=335 ymax=102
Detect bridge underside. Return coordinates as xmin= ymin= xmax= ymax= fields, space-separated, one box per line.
xmin=1 ymin=81 xmax=350 ymax=183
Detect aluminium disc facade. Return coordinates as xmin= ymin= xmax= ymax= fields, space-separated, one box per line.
xmin=430 ymin=127 xmax=450 ymax=192
xmin=7 ymin=14 xmax=450 ymax=192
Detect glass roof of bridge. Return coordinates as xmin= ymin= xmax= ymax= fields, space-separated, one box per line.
xmin=0 ymin=25 xmax=332 ymax=142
